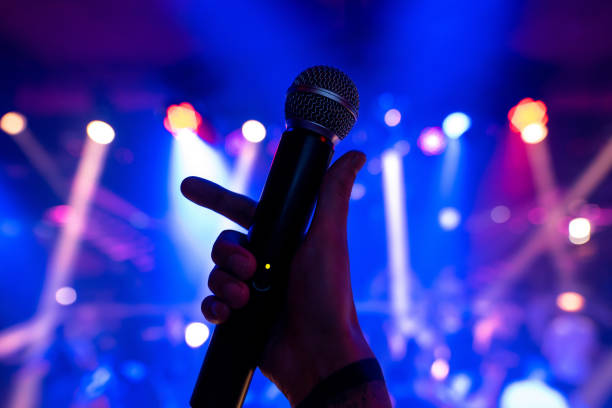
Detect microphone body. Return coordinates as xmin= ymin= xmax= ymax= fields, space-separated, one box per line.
xmin=190 ymin=65 xmax=359 ymax=407
xmin=190 ymin=127 xmax=334 ymax=407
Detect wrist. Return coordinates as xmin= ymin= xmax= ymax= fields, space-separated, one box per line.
xmin=281 ymin=325 xmax=375 ymax=406
xmin=295 ymin=358 xmax=387 ymax=408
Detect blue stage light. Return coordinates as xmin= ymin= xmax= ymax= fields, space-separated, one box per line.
xmin=442 ymin=112 xmax=471 ymax=139
xmin=500 ymin=379 xmax=568 ymax=408
xmin=121 ymin=360 xmax=147 ymax=382
xmin=241 ymin=120 xmax=266 ymax=143
xmin=350 ymin=183 xmax=366 ymax=200
xmin=439 ymin=207 xmax=461 ymax=230
xmin=185 ymin=322 xmax=210 ymax=348
xmin=84 ymin=366 xmax=112 ymax=398
xmin=169 ymin=129 xmax=231 ymax=283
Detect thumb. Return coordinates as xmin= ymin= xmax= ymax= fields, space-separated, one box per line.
xmin=308 ymin=150 xmax=366 ymax=239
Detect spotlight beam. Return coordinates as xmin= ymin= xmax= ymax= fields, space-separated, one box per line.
xmin=7 ymin=137 xmax=112 ymax=408
xmin=6 ymin=129 xmax=67 ymax=197
xmin=381 ymin=149 xmax=413 ymax=358
xmin=563 ymin=137 xmax=612 ymax=205
xmin=482 ymin=137 xmax=612 ymax=300
xmin=215 ymin=139 xmax=259 ymax=301
xmin=5 ymin=123 xmax=153 ymax=227
xmin=38 ymin=140 xmax=109 ymax=312
xmin=219 ymin=141 xmax=259 ymax=232
xmin=574 ymin=348 xmax=612 ymax=408
xmin=168 ymin=129 xmax=230 ymax=294
xmin=526 ymin=139 xmax=574 ymax=286
xmin=440 ymin=139 xmax=461 ymax=198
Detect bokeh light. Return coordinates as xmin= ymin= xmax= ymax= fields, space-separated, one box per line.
xmin=508 ymin=98 xmax=548 ymax=133
xmin=430 ymin=358 xmax=450 ymax=381
xmin=556 ymin=291 xmax=585 ymax=312
xmin=568 ymin=217 xmax=591 ymax=245
xmin=417 ymin=127 xmax=447 ymax=155
xmin=242 ymin=120 xmax=266 ymax=143
xmin=120 ymin=360 xmax=147 ymax=382
xmin=491 ymin=205 xmax=511 ymax=223
xmin=85 ymin=366 xmax=112 ymax=398
xmin=350 ymin=183 xmax=366 ymax=200
xmin=86 ymin=120 xmax=115 ymax=145
xmin=46 ymin=205 xmax=72 ymax=225
xmin=500 ymin=379 xmax=568 ymax=408
xmin=184 ymin=322 xmax=210 ymax=348
xmin=174 ymin=128 xmax=199 ymax=143
xmin=55 ymin=286 xmax=77 ymax=306
xmin=450 ymin=374 xmax=472 ymax=399
xmin=1 ymin=219 xmax=21 ymax=237
xmin=384 ymin=108 xmax=401 ymax=127
xmin=521 ymin=123 xmax=548 ymax=144
xmin=442 ymin=112 xmax=471 ymax=139
xmin=367 ymin=158 xmax=382 ymax=175
xmin=164 ymin=103 xmax=202 ymax=134
xmin=0 ymin=112 xmax=27 ymax=135
xmin=439 ymin=207 xmax=461 ymax=230
xmin=391 ymin=140 xmax=410 ymax=156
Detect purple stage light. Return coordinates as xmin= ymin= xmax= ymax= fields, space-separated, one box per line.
xmin=418 ymin=127 xmax=447 ymax=156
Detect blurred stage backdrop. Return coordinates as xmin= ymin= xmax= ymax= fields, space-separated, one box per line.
xmin=1 ymin=0 xmax=612 ymax=407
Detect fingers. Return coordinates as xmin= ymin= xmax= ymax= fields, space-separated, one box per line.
xmin=181 ymin=177 xmax=257 ymax=229
xmin=203 ymin=268 xmax=250 ymax=324
xmin=211 ymin=230 xmax=256 ymax=280
xmin=203 ymin=230 xmax=256 ymax=324
xmin=201 ymin=296 xmax=230 ymax=324
xmin=308 ymin=151 xmax=366 ymax=239
xmin=208 ymin=267 xmax=250 ymax=309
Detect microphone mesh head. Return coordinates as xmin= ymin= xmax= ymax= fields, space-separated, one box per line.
xmin=285 ymin=66 xmax=359 ymax=139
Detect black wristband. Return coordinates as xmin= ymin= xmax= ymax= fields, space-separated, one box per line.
xmin=295 ymin=358 xmax=384 ymax=408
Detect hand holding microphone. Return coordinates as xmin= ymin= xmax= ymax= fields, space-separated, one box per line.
xmin=184 ymin=66 xmax=391 ymax=407
xmin=182 ymin=151 xmax=378 ymax=405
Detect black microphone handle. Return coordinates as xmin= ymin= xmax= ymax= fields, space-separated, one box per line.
xmin=190 ymin=127 xmax=335 ymax=407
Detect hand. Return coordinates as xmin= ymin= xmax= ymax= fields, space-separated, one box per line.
xmin=181 ymin=151 xmax=376 ymax=405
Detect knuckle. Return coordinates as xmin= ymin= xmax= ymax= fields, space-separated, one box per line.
xmin=211 ymin=230 xmax=243 ymax=264
xmin=211 ymin=234 xmax=229 ymax=264
xmin=207 ymin=268 xmax=222 ymax=293
xmin=228 ymin=253 xmax=255 ymax=279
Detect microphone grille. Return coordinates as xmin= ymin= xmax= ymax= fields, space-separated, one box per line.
xmin=285 ymin=66 xmax=359 ymax=140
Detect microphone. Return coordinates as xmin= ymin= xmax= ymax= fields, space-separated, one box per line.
xmin=190 ymin=66 xmax=359 ymax=408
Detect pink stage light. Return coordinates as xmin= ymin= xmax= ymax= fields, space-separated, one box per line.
xmin=417 ymin=127 xmax=447 ymax=156
xmin=46 ymin=205 xmax=72 ymax=225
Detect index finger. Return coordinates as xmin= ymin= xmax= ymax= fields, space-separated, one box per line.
xmin=180 ymin=177 xmax=257 ymax=229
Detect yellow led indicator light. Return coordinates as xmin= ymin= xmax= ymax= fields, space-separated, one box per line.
xmin=265 ymin=263 xmax=271 ymax=270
